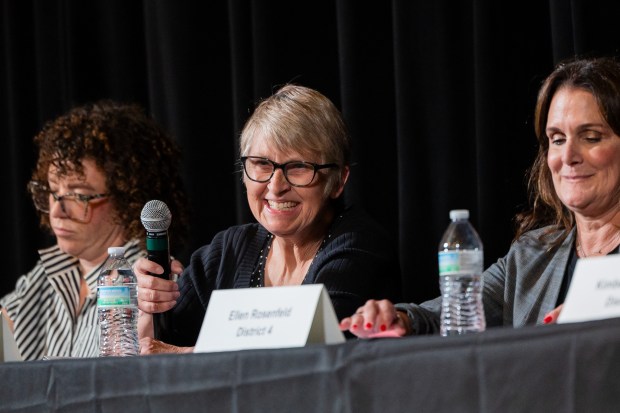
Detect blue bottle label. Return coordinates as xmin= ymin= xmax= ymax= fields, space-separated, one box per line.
xmin=438 ymin=250 xmax=483 ymax=275
xmin=97 ymin=286 xmax=131 ymax=307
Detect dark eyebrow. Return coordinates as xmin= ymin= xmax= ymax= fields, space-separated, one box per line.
xmin=545 ymin=126 xmax=562 ymax=136
xmin=49 ymin=181 xmax=97 ymax=192
xmin=575 ymin=123 xmax=607 ymax=132
xmin=545 ymin=122 xmax=607 ymax=135
xmin=67 ymin=181 xmax=100 ymax=192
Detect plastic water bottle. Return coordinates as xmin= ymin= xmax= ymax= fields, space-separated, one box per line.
xmin=437 ymin=209 xmax=485 ymax=336
xmin=97 ymin=247 xmax=139 ymax=356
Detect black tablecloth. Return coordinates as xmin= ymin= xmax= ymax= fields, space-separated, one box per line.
xmin=2 ymin=318 xmax=620 ymax=412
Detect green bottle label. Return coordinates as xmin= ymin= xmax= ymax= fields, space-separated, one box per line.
xmin=97 ymin=286 xmax=131 ymax=307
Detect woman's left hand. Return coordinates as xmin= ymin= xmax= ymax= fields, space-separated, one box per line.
xmin=543 ymin=304 xmax=564 ymax=324
xmin=139 ymin=337 xmax=194 ymax=355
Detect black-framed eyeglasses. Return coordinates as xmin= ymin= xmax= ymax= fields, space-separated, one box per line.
xmin=28 ymin=181 xmax=109 ymax=221
xmin=239 ymin=156 xmax=339 ymax=187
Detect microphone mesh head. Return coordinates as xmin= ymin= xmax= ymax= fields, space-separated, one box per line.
xmin=141 ymin=200 xmax=172 ymax=232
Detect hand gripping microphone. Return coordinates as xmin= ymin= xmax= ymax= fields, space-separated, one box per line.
xmin=140 ymin=200 xmax=173 ymax=341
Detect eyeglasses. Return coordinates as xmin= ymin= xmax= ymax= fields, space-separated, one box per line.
xmin=28 ymin=181 xmax=108 ymax=221
xmin=240 ymin=156 xmax=339 ymax=187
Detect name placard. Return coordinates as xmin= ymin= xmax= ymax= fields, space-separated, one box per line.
xmin=194 ymin=284 xmax=345 ymax=353
xmin=1 ymin=315 xmax=22 ymax=362
xmin=558 ymin=254 xmax=620 ymax=324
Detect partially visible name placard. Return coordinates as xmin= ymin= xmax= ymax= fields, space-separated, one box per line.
xmin=558 ymin=254 xmax=620 ymax=324
xmin=1 ymin=315 xmax=22 ymax=362
xmin=194 ymin=284 xmax=345 ymax=353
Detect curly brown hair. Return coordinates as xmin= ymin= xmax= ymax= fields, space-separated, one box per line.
xmin=30 ymin=100 xmax=189 ymax=253
xmin=515 ymin=56 xmax=620 ymax=243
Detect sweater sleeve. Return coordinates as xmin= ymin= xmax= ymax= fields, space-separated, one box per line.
xmin=164 ymin=225 xmax=261 ymax=346
xmin=394 ymin=253 xmax=510 ymax=335
xmin=395 ymin=227 xmax=572 ymax=335
xmin=163 ymin=237 xmax=223 ymax=346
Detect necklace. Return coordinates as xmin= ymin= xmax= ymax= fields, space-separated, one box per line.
xmin=577 ymin=230 xmax=620 ymax=258
xmin=250 ymin=233 xmax=330 ymax=287
xmin=250 ymin=217 xmax=341 ymax=288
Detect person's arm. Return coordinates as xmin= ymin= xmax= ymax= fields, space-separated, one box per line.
xmin=135 ymin=257 xmax=199 ymax=354
xmin=337 ymin=249 xmax=513 ymax=338
xmin=135 ymin=228 xmax=237 ymax=353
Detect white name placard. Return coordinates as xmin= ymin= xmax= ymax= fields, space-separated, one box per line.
xmin=194 ymin=284 xmax=345 ymax=353
xmin=1 ymin=315 xmax=22 ymax=362
xmin=558 ymin=254 xmax=620 ymax=324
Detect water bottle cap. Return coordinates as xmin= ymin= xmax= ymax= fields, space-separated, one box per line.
xmin=449 ymin=209 xmax=469 ymax=220
xmin=107 ymin=247 xmax=126 ymax=257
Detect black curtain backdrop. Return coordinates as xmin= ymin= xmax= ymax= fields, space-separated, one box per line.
xmin=2 ymin=1 xmax=620 ymax=304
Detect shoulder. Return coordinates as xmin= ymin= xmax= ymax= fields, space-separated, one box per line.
xmin=182 ymin=223 xmax=267 ymax=295
xmin=511 ymin=225 xmax=571 ymax=254
xmin=490 ymin=225 xmax=574 ymax=275
xmin=328 ymin=205 xmax=392 ymax=243
xmin=199 ymin=223 xmax=266 ymax=252
xmin=317 ymin=205 xmax=398 ymax=270
xmin=321 ymin=205 xmax=396 ymax=261
xmin=189 ymin=222 xmax=267 ymax=266
xmin=0 ymin=245 xmax=65 ymax=311
xmin=1 ymin=262 xmax=44 ymax=307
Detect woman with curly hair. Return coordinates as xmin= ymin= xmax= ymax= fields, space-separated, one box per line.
xmin=0 ymin=100 xmax=188 ymax=360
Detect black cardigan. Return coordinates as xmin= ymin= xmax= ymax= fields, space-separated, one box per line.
xmin=165 ymin=205 xmax=402 ymax=346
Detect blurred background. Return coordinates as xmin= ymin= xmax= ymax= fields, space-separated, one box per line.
xmin=2 ymin=0 xmax=620 ymax=303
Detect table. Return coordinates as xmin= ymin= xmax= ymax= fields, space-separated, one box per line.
xmin=2 ymin=317 xmax=620 ymax=412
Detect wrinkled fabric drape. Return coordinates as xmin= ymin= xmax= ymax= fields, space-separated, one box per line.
xmin=2 ymin=0 xmax=620 ymax=303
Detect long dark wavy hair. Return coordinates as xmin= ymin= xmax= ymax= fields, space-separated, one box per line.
xmin=31 ymin=100 xmax=189 ymax=252
xmin=515 ymin=57 xmax=620 ymax=243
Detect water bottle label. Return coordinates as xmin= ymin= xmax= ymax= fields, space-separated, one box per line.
xmin=438 ymin=250 xmax=483 ymax=275
xmin=97 ymin=286 xmax=131 ymax=307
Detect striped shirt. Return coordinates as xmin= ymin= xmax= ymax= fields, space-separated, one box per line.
xmin=0 ymin=239 xmax=144 ymax=360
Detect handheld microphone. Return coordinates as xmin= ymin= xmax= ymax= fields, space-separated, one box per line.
xmin=141 ymin=200 xmax=172 ymax=278
xmin=140 ymin=200 xmax=173 ymax=341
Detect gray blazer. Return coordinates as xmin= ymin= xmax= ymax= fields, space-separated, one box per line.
xmin=397 ymin=226 xmax=576 ymax=334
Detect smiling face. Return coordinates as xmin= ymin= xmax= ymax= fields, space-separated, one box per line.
xmin=546 ymin=87 xmax=620 ymax=218
xmin=244 ymin=136 xmax=348 ymax=244
xmin=48 ymin=158 xmax=126 ymax=262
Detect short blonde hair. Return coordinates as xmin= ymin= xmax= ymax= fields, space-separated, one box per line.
xmin=240 ymin=84 xmax=350 ymax=194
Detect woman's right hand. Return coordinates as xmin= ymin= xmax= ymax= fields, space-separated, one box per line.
xmin=134 ymin=257 xmax=182 ymax=314
xmin=339 ymin=299 xmax=410 ymax=338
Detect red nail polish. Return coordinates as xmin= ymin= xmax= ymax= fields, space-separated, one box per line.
xmin=365 ymin=322 xmax=372 ymax=329
xmin=352 ymin=324 xmax=357 ymax=330
xmin=543 ymin=316 xmax=552 ymax=324
xmin=380 ymin=325 xmax=386 ymax=332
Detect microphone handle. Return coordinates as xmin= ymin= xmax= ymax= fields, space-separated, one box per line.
xmin=145 ymin=233 xmax=173 ymax=343
xmin=146 ymin=249 xmax=171 ymax=280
